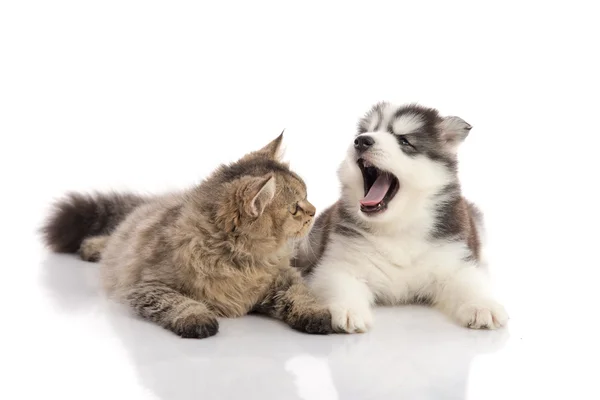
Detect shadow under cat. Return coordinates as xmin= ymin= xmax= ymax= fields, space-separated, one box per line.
xmin=41 ymin=254 xmax=509 ymax=400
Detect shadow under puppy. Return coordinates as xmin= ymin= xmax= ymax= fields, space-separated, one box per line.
xmin=41 ymin=133 xmax=333 ymax=338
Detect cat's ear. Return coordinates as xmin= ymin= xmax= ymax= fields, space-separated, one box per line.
xmin=244 ymin=175 xmax=276 ymax=217
xmin=438 ymin=116 xmax=472 ymax=152
xmin=254 ymin=130 xmax=285 ymax=161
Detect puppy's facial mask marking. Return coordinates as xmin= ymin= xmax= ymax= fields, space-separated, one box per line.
xmin=352 ymin=103 xmax=471 ymax=217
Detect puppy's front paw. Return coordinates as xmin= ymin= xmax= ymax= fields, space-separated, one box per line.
xmin=289 ymin=308 xmax=333 ymax=335
xmin=455 ymin=300 xmax=508 ymax=329
xmin=330 ymin=304 xmax=373 ymax=333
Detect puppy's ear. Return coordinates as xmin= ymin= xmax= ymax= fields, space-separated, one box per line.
xmin=439 ymin=116 xmax=472 ymax=152
xmin=242 ymin=175 xmax=276 ymax=217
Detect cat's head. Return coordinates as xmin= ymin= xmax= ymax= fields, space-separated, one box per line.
xmin=208 ymin=132 xmax=316 ymax=245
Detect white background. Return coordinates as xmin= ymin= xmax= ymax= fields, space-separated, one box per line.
xmin=1 ymin=1 xmax=599 ymax=399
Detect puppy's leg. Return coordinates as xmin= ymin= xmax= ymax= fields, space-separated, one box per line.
xmin=310 ymin=266 xmax=374 ymax=333
xmin=434 ymin=266 xmax=508 ymax=329
xmin=125 ymin=281 xmax=219 ymax=339
xmin=254 ymin=266 xmax=333 ymax=334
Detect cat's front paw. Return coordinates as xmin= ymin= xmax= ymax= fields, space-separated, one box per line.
xmin=289 ymin=308 xmax=334 ymax=335
xmin=172 ymin=316 xmax=219 ymax=339
xmin=455 ymin=300 xmax=508 ymax=329
xmin=330 ymin=304 xmax=373 ymax=333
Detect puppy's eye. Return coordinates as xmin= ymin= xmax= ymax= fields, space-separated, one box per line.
xmin=289 ymin=203 xmax=299 ymax=215
xmin=398 ymin=136 xmax=411 ymax=146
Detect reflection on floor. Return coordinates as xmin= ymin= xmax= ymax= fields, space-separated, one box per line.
xmin=37 ymin=253 xmax=509 ymax=400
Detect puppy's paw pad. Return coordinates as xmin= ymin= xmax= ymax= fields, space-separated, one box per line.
xmin=330 ymin=304 xmax=373 ymax=333
xmin=456 ymin=301 xmax=508 ymax=329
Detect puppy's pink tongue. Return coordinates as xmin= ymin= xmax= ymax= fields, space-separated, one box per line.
xmin=360 ymin=174 xmax=392 ymax=206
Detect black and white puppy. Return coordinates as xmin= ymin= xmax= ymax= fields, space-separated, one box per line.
xmin=294 ymin=102 xmax=508 ymax=333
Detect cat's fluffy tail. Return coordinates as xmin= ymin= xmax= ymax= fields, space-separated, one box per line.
xmin=41 ymin=192 xmax=148 ymax=253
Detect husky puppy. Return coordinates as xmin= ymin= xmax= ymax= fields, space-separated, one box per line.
xmin=293 ymin=102 xmax=508 ymax=333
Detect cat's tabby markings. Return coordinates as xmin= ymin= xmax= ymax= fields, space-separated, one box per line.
xmin=42 ymin=134 xmax=333 ymax=338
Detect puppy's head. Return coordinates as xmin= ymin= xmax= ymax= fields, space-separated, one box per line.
xmin=338 ymin=102 xmax=471 ymax=221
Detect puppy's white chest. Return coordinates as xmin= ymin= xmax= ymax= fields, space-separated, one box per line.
xmin=366 ymin=233 xmax=429 ymax=270
xmin=358 ymin=233 xmax=465 ymax=303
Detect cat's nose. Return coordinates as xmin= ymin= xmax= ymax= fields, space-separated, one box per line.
xmin=300 ymin=200 xmax=316 ymax=217
xmin=354 ymin=135 xmax=374 ymax=152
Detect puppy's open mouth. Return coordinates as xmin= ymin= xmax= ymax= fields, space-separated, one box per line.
xmin=357 ymin=159 xmax=400 ymax=215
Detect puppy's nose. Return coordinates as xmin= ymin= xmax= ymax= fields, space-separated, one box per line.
xmin=354 ymin=136 xmax=375 ymax=152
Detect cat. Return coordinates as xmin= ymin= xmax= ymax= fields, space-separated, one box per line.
xmin=41 ymin=133 xmax=333 ymax=338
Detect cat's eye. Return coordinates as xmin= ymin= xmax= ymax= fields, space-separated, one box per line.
xmin=290 ymin=202 xmax=299 ymax=215
xmin=398 ymin=136 xmax=411 ymax=146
